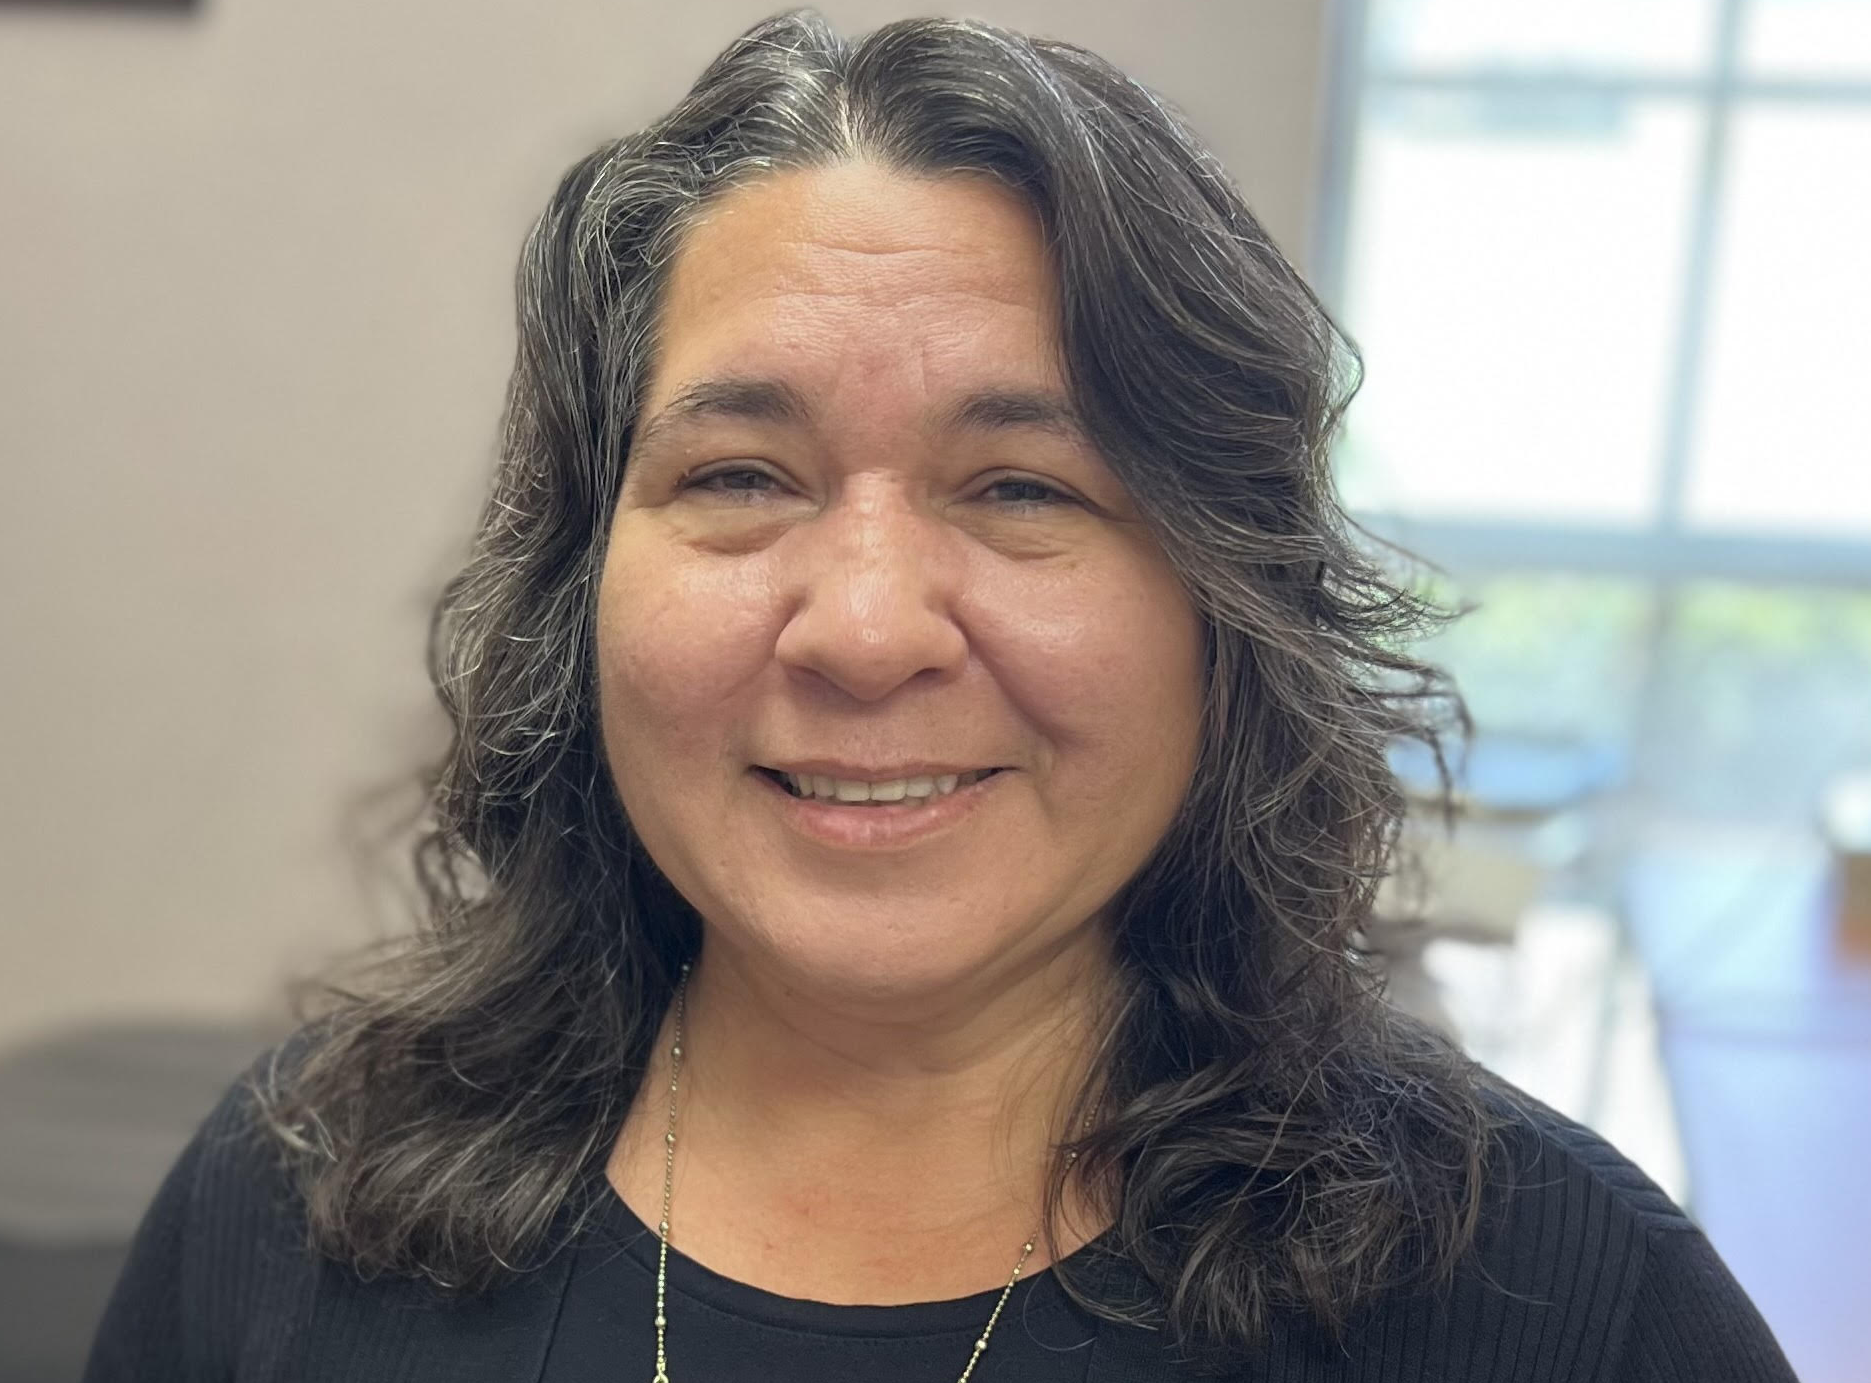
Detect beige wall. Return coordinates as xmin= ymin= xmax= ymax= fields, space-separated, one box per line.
xmin=0 ymin=0 xmax=1334 ymax=1056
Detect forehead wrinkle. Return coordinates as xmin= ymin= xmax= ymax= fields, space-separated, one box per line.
xmin=774 ymin=238 xmax=1048 ymax=312
xmin=757 ymin=273 xmax=1045 ymax=322
xmin=795 ymin=235 xmax=965 ymax=260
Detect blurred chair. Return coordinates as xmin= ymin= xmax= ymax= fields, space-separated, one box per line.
xmin=0 ymin=1020 xmax=291 ymax=1383
xmin=1376 ymin=728 xmax=1622 ymax=1033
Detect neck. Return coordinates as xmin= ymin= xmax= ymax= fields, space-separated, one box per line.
xmin=608 ymin=929 xmax=1117 ymax=1304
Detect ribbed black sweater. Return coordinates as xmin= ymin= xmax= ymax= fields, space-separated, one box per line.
xmin=81 ymin=1041 xmax=1798 ymax=1382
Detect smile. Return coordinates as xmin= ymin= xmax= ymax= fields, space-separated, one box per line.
xmin=756 ymin=766 xmax=1002 ymax=805
xmin=749 ymin=765 xmax=1007 ymax=849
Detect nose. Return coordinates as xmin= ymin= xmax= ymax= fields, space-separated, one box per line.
xmin=771 ymin=474 xmax=969 ymax=702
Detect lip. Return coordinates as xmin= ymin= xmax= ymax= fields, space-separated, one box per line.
xmin=758 ymin=758 xmax=1001 ymax=780
xmin=749 ymin=765 xmax=1006 ymax=850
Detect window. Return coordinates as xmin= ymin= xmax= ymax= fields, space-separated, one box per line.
xmin=1316 ymin=1 xmax=1871 ymax=843
xmin=1317 ymin=0 xmax=1871 ymax=582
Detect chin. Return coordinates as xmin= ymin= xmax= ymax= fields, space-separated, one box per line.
xmin=729 ymin=910 xmax=1032 ymax=1008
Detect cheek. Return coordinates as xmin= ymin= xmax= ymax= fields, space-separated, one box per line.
xmin=595 ymin=525 xmax=777 ymax=755
xmin=968 ymin=556 xmax=1205 ymax=791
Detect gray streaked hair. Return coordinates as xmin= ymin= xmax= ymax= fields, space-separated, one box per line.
xmin=248 ymin=9 xmax=1501 ymax=1368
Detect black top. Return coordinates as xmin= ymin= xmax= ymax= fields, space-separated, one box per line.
xmin=541 ymin=1190 xmax=1099 ymax=1381
xmin=81 ymin=1032 xmax=1800 ymax=1382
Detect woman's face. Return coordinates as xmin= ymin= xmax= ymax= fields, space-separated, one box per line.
xmin=596 ymin=161 xmax=1205 ymax=1006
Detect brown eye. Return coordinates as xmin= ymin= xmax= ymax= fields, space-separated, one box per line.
xmin=681 ymin=465 xmax=781 ymax=498
xmin=982 ymin=476 xmax=1074 ymax=508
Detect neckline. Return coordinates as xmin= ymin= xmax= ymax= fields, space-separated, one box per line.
xmin=590 ymin=1177 xmax=1100 ymax=1340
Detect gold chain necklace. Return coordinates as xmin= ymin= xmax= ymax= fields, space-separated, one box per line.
xmin=651 ymin=962 xmax=1076 ymax=1383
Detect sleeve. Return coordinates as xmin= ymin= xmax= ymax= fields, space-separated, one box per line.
xmin=1613 ymin=1220 xmax=1800 ymax=1383
xmin=79 ymin=1120 xmax=210 ymax=1383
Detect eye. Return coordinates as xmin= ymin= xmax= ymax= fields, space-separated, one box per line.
xmin=679 ymin=464 xmax=783 ymax=499
xmin=981 ymin=475 xmax=1076 ymax=509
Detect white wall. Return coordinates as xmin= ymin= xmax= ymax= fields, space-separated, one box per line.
xmin=0 ymin=0 xmax=1334 ymax=1055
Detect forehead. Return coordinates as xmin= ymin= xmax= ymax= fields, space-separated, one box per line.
xmin=644 ymin=161 xmax=1063 ymax=416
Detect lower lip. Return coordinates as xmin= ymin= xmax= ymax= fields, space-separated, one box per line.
xmin=751 ymin=769 xmax=1005 ymax=849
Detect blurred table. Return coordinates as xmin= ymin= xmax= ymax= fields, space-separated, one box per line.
xmin=1622 ymin=836 xmax=1871 ymax=1383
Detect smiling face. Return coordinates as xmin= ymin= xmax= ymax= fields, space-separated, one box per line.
xmin=596 ymin=161 xmax=1205 ymax=1007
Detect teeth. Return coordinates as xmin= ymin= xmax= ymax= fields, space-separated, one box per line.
xmin=779 ymin=769 xmax=993 ymax=802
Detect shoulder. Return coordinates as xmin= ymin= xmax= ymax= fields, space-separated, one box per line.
xmin=1201 ymin=1083 xmax=1798 ymax=1382
xmin=1476 ymin=1080 xmax=1687 ymax=1250
xmin=1080 ymin=1079 xmax=1797 ymax=1383
xmin=1445 ymin=1082 xmax=1797 ymax=1383
xmin=170 ymin=1024 xmax=332 ymax=1295
xmin=192 ymin=1024 xmax=326 ymax=1239
xmin=82 ymin=1027 xmax=327 ymax=1383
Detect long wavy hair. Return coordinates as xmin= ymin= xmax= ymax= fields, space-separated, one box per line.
xmin=248 ymin=9 xmax=1502 ymax=1370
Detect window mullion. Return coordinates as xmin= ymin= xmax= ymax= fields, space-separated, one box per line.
xmin=1651 ymin=0 xmax=1747 ymax=540
xmin=1312 ymin=0 xmax=1374 ymax=310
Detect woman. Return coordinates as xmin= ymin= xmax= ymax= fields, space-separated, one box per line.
xmin=85 ymin=11 xmax=1794 ymax=1382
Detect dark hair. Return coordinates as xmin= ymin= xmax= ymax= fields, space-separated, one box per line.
xmin=249 ymin=9 xmax=1500 ymax=1369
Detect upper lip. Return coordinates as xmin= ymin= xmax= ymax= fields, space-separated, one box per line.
xmin=758 ymin=759 xmax=1002 ymax=780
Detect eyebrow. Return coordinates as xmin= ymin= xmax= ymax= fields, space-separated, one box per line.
xmin=930 ymin=387 xmax=1090 ymax=444
xmin=629 ymin=375 xmax=1093 ymax=457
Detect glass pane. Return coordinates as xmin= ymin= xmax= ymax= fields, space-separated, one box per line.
xmin=1410 ymin=572 xmax=1656 ymax=746
xmin=1406 ymin=576 xmax=1871 ymax=827
xmin=1368 ymin=0 xmax=1719 ymax=74
xmin=1685 ymin=108 xmax=1871 ymax=536
xmin=1742 ymin=0 xmax=1871 ymax=77
xmin=1643 ymin=583 xmax=1871 ymax=823
xmin=1339 ymin=91 xmax=1701 ymax=526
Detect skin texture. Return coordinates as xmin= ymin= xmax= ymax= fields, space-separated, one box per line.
xmin=598 ymin=161 xmax=1205 ymax=1302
